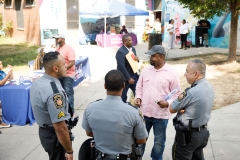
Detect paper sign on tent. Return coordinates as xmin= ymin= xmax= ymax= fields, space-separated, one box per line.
xmin=126 ymin=51 xmax=138 ymax=73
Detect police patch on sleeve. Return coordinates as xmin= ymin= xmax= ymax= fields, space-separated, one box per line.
xmin=58 ymin=111 xmax=65 ymax=119
xmin=178 ymin=91 xmax=187 ymax=102
xmin=53 ymin=94 xmax=63 ymax=109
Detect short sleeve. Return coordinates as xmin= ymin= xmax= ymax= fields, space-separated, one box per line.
xmin=46 ymin=93 xmax=70 ymax=123
xmin=82 ymin=109 xmax=92 ymax=132
xmin=134 ymin=111 xmax=148 ymax=139
xmin=0 ymin=71 xmax=6 ymax=80
xmin=67 ymin=47 xmax=76 ymax=61
xmin=171 ymin=90 xmax=192 ymax=111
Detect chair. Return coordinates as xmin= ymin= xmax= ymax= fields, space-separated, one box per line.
xmin=78 ymin=138 xmax=94 ymax=160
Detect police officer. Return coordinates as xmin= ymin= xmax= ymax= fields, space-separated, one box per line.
xmin=30 ymin=51 xmax=73 ymax=160
xmin=82 ymin=69 xmax=148 ymax=160
xmin=169 ymin=59 xmax=214 ymax=160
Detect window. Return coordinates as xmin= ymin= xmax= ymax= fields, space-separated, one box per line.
xmin=25 ymin=0 xmax=34 ymax=6
xmin=15 ymin=0 xmax=24 ymax=29
xmin=5 ymin=0 xmax=12 ymax=7
xmin=125 ymin=0 xmax=135 ymax=29
xmin=66 ymin=0 xmax=79 ymax=29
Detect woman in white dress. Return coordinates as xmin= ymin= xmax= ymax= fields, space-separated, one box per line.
xmin=167 ymin=19 xmax=175 ymax=49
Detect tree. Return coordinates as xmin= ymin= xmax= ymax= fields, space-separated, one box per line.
xmin=176 ymin=0 xmax=240 ymax=63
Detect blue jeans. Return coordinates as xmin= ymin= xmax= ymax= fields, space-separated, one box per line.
xmin=59 ymin=77 xmax=74 ymax=114
xmin=121 ymin=74 xmax=138 ymax=103
xmin=141 ymin=116 xmax=168 ymax=160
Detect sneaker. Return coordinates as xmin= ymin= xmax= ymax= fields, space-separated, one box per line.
xmin=0 ymin=122 xmax=12 ymax=128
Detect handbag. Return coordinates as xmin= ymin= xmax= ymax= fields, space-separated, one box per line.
xmin=169 ymin=32 xmax=173 ymax=35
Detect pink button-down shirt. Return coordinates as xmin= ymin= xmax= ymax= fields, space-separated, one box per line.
xmin=135 ymin=63 xmax=181 ymax=119
xmin=56 ymin=44 xmax=76 ymax=77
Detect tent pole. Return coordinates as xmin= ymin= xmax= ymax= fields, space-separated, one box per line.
xmin=104 ymin=16 xmax=106 ymax=48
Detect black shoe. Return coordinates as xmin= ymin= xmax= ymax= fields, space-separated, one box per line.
xmin=179 ymin=48 xmax=183 ymax=49
xmin=184 ymin=48 xmax=187 ymax=50
xmin=206 ymin=45 xmax=208 ymax=48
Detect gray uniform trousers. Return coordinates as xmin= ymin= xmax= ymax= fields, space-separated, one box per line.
xmin=172 ymin=128 xmax=209 ymax=160
xmin=39 ymin=127 xmax=66 ymax=160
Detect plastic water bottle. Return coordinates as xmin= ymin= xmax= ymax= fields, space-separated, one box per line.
xmin=19 ymin=75 xmax=24 ymax=84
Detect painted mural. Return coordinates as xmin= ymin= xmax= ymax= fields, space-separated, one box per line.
xmin=162 ymin=0 xmax=198 ymax=45
xmin=162 ymin=0 xmax=240 ymax=48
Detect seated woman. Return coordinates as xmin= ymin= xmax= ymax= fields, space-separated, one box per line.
xmin=33 ymin=48 xmax=45 ymax=70
xmin=0 ymin=61 xmax=13 ymax=86
xmin=120 ymin=25 xmax=128 ymax=34
xmin=33 ymin=45 xmax=55 ymax=71
xmin=0 ymin=60 xmax=13 ymax=128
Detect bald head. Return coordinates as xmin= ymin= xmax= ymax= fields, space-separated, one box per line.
xmin=188 ymin=59 xmax=206 ymax=76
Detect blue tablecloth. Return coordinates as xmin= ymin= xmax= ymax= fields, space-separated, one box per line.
xmin=1 ymin=56 xmax=91 ymax=126
xmin=74 ymin=56 xmax=91 ymax=87
xmin=0 ymin=83 xmax=35 ymax=126
xmin=28 ymin=56 xmax=91 ymax=88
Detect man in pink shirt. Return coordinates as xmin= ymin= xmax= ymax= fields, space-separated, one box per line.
xmin=135 ymin=45 xmax=181 ymax=160
xmin=54 ymin=33 xmax=76 ymax=114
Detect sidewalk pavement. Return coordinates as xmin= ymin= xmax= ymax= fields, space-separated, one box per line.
xmin=0 ymin=42 xmax=239 ymax=160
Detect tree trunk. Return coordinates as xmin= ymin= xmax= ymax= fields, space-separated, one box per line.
xmin=228 ymin=1 xmax=239 ymax=62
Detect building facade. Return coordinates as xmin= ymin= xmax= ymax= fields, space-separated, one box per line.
xmin=2 ymin=0 xmax=40 ymax=44
xmin=2 ymin=0 xmax=80 ymax=46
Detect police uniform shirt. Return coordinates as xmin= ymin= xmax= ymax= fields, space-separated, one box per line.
xmin=30 ymin=74 xmax=70 ymax=127
xmin=171 ymin=78 xmax=214 ymax=128
xmin=82 ymin=95 xmax=148 ymax=155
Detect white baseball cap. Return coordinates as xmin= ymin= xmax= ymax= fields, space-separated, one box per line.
xmin=53 ymin=33 xmax=65 ymax=39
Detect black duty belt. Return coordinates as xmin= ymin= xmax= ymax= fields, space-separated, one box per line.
xmin=96 ymin=151 xmax=131 ymax=160
xmin=39 ymin=126 xmax=55 ymax=131
xmin=192 ymin=124 xmax=207 ymax=132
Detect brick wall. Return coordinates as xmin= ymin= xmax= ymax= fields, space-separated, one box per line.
xmin=0 ymin=4 xmax=3 ymax=14
xmin=4 ymin=0 xmax=40 ymax=45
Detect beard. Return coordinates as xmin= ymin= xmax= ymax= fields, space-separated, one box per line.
xmin=150 ymin=60 xmax=155 ymax=66
xmin=57 ymin=41 xmax=63 ymax=46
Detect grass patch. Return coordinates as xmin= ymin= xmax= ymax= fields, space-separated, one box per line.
xmin=166 ymin=53 xmax=240 ymax=65
xmin=0 ymin=37 xmax=39 ymax=66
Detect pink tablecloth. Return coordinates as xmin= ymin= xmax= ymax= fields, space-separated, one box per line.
xmin=95 ymin=34 xmax=138 ymax=47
